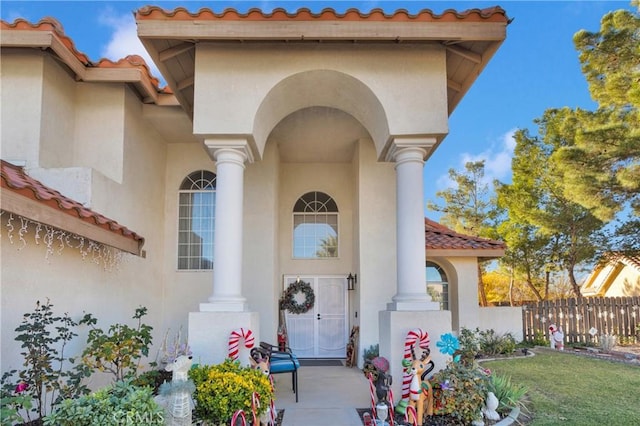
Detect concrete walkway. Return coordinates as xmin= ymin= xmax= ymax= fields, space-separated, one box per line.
xmin=273 ymin=364 xmax=372 ymax=426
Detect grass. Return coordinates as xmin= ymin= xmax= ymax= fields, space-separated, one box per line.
xmin=482 ymin=350 xmax=640 ymax=425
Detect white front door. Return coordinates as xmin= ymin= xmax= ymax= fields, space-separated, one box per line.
xmin=284 ymin=275 xmax=348 ymax=358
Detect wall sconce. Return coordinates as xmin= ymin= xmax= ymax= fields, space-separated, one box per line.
xmin=347 ymin=273 xmax=357 ymax=291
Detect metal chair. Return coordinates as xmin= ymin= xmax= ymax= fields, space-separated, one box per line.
xmin=260 ymin=341 xmax=300 ymax=402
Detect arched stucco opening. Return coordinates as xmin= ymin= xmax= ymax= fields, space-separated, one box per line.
xmin=252 ymin=70 xmax=390 ymax=160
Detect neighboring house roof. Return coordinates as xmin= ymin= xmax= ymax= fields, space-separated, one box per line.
xmin=135 ymin=6 xmax=510 ymax=118
xmin=0 ymin=18 xmax=174 ymax=105
xmin=0 ymin=160 xmax=144 ymax=255
xmin=581 ymin=252 xmax=640 ymax=297
xmin=425 ymin=217 xmax=506 ymax=260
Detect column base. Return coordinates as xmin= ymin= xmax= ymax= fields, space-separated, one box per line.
xmin=188 ymin=311 xmax=259 ymax=366
xmin=200 ymin=302 xmax=247 ymax=312
xmin=379 ymin=310 xmax=452 ymax=403
xmin=388 ymin=293 xmax=440 ymax=311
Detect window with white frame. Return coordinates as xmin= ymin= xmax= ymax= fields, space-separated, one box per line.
xmin=293 ymin=191 xmax=338 ymax=258
xmin=178 ymin=170 xmax=216 ymax=270
xmin=426 ymin=261 xmax=449 ymax=310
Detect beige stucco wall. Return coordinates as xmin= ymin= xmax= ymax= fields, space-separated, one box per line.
xmin=1 ymin=53 xmax=171 ymax=388
xmin=1 ymin=50 xmax=45 ymax=165
xmin=193 ymin=43 xmax=448 ymax=159
xmin=355 ymin=138 xmax=397 ymax=363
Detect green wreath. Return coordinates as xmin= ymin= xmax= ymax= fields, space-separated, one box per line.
xmin=280 ymin=280 xmax=315 ymax=314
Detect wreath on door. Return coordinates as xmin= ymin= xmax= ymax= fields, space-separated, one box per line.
xmin=280 ymin=280 xmax=315 ymax=314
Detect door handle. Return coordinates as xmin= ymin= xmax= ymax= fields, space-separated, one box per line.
xmin=317 ymin=313 xmax=321 ymax=320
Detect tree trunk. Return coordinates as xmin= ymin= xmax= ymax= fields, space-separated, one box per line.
xmin=525 ymin=269 xmax=544 ymax=301
xmin=509 ymin=267 xmax=515 ymax=307
xmin=568 ymin=267 xmax=581 ymax=298
xmin=477 ymin=263 xmax=488 ymax=306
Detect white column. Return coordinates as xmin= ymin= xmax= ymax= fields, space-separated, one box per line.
xmin=387 ymin=139 xmax=439 ymax=311
xmin=200 ymin=142 xmax=251 ymax=312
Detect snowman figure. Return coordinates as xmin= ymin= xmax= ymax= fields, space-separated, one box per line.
xmin=548 ymin=324 xmax=564 ymax=351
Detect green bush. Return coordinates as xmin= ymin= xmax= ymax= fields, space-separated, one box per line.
xmin=487 ymin=373 xmax=528 ymax=415
xmin=1 ymin=300 xmax=93 ymax=423
xmin=363 ymin=344 xmax=379 ymax=362
xmin=43 ymin=380 xmax=163 ymax=426
xmin=456 ymin=327 xmax=481 ymax=366
xmin=189 ymin=359 xmax=273 ymax=423
xmin=81 ymin=307 xmax=153 ymax=381
xmin=531 ymin=329 xmax=549 ymax=346
xmin=430 ymin=361 xmax=490 ymax=424
xmin=478 ymin=329 xmax=516 ymax=356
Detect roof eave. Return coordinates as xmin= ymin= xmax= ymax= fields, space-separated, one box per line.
xmin=427 ymin=248 xmax=505 ymax=259
xmin=1 ymin=187 xmax=144 ymax=256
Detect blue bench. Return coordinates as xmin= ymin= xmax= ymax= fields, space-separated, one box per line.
xmin=260 ymin=342 xmax=300 ymax=402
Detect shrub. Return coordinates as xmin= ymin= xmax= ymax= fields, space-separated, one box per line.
xmin=43 ymin=380 xmax=163 ymax=426
xmin=81 ymin=307 xmax=153 ymax=381
xmin=430 ymin=361 xmax=490 ymax=424
xmin=478 ymin=329 xmax=516 ymax=356
xmin=487 ymin=373 xmax=527 ymax=415
xmin=363 ymin=344 xmax=379 ymax=362
xmin=1 ymin=300 xmax=93 ymax=422
xmin=456 ymin=328 xmax=481 ymax=366
xmin=531 ymin=329 xmax=549 ymax=346
xmin=189 ymin=359 xmax=273 ymax=423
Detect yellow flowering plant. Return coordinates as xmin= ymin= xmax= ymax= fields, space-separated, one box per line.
xmin=189 ymin=359 xmax=273 ymax=423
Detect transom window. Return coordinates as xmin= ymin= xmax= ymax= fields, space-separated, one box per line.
xmin=293 ymin=191 xmax=338 ymax=258
xmin=426 ymin=261 xmax=449 ymax=310
xmin=177 ymin=170 xmax=216 ymax=270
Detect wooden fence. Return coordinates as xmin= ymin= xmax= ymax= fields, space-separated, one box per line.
xmin=522 ymin=296 xmax=640 ymax=344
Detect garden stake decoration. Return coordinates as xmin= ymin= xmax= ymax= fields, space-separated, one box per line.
xmin=228 ymin=328 xmax=256 ymax=361
xmin=231 ymin=409 xmax=247 ymax=426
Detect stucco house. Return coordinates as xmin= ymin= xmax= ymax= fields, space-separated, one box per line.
xmin=581 ymin=253 xmax=640 ymax=297
xmin=1 ymin=5 xmax=519 ymax=396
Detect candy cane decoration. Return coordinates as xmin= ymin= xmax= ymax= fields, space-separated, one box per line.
xmin=269 ymin=376 xmax=277 ymax=425
xmin=231 ymin=409 xmax=246 ymax=426
xmin=228 ymin=328 xmax=255 ymax=360
xmin=367 ymin=374 xmax=377 ymax=422
xmin=402 ymin=328 xmax=430 ymax=401
xmin=405 ymin=405 xmax=418 ymax=426
xmin=388 ymin=387 xmax=395 ymax=426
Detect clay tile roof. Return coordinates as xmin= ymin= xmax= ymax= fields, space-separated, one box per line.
xmin=425 ymin=217 xmax=505 ymax=251
xmin=135 ymin=6 xmax=508 ymax=23
xmin=0 ymin=18 xmax=170 ymax=95
xmin=1 ymin=160 xmax=144 ymax=254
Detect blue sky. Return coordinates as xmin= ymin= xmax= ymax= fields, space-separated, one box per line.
xmin=2 ymin=1 xmax=633 ymax=219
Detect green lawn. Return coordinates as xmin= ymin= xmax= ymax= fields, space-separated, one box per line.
xmin=482 ymin=350 xmax=640 ymax=425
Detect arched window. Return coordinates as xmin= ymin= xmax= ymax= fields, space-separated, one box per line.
xmin=426 ymin=261 xmax=449 ymax=310
xmin=293 ymin=191 xmax=338 ymax=258
xmin=177 ymin=171 xmax=216 ymax=270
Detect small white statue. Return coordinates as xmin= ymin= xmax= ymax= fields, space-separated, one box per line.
xmin=483 ymin=391 xmax=500 ymax=421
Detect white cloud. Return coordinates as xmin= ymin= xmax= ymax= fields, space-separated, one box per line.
xmin=97 ymin=7 xmax=163 ymax=84
xmin=436 ymin=128 xmax=517 ymax=192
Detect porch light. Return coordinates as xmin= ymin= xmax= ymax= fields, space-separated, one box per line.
xmin=347 ymin=273 xmax=357 ymax=291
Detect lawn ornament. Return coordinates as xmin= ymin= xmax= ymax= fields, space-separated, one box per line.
xmin=228 ymin=327 xmax=255 ymax=361
xmin=483 ymin=391 xmax=500 ymax=421
xmin=401 ymin=328 xmax=431 ymax=401
xmin=250 ymin=348 xmax=277 ymax=426
xmin=549 ymin=324 xmax=564 ymax=350
xmin=157 ymin=355 xmax=195 ymax=426
xmin=404 ymin=343 xmax=435 ymax=426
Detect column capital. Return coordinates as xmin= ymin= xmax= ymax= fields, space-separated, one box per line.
xmin=204 ymin=138 xmax=255 ymax=164
xmin=384 ymin=136 xmax=437 ymax=162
